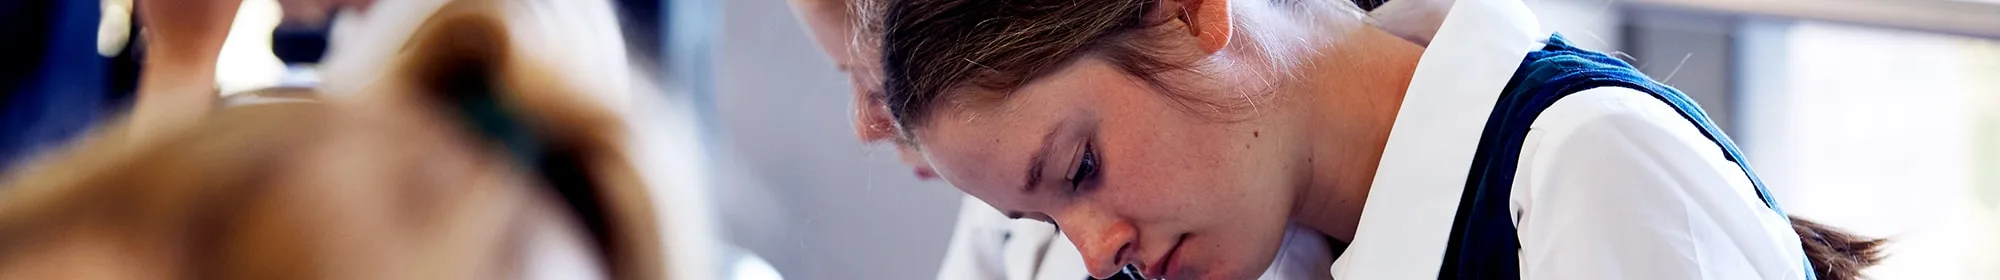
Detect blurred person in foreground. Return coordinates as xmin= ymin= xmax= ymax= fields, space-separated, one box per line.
xmin=0 ymin=0 xmax=699 ymax=279
xmin=0 ymin=0 xmax=144 ymax=172
xmin=121 ymin=0 xmax=255 ymax=140
xmin=126 ymin=0 xmax=639 ymax=137
xmin=853 ymin=0 xmax=1886 ymax=279
xmin=0 ymin=0 xmax=366 ymax=167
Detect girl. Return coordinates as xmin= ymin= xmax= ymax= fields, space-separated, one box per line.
xmin=869 ymin=0 xmax=1882 ymax=279
xmin=786 ymin=0 xmax=1355 ymax=278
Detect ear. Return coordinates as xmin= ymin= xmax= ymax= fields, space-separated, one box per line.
xmin=1154 ymin=0 xmax=1233 ymax=54
xmin=852 ymin=91 xmax=899 ymax=145
xmin=852 ymin=92 xmax=940 ymax=179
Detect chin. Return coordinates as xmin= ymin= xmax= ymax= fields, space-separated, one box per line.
xmin=1204 ymin=266 xmax=1271 ymax=280
xmin=1165 ymin=248 xmax=1269 ymax=280
xmin=1166 ymin=266 xmax=1262 ymax=280
xmin=1174 ymin=237 xmax=1287 ymax=280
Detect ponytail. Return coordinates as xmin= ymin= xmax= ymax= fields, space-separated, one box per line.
xmin=1790 ymin=217 xmax=1886 ymax=280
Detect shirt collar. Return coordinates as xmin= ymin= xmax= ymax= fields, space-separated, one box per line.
xmin=1329 ymin=0 xmax=1549 ymax=278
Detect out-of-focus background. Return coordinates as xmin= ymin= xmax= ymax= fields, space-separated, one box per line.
xmin=4 ymin=0 xmax=1996 ymax=279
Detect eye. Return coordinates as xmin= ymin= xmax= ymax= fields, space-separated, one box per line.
xmin=1006 ymin=212 xmax=1059 ymax=226
xmin=1068 ymin=142 xmax=1099 ymax=190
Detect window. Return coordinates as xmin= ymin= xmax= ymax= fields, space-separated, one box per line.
xmin=1736 ymin=20 xmax=2000 ymax=279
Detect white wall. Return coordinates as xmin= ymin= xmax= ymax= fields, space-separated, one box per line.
xmin=711 ymin=0 xmax=965 ymax=279
xmin=1737 ymin=20 xmax=2000 ymax=279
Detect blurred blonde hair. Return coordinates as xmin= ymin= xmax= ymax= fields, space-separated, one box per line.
xmin=0 ymin=0 xmax=664 ymax=279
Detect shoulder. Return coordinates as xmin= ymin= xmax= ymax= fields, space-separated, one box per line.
xmin=1515 ymin=85 xmax=1749 ymax=203
xmin=1529 ymin=87 xmax=1687 ymax=138
xmin=1509 ymin=86 xmax=1807 ymax=279
xmin=1520 ymin=86 xmax=1733 ymax=170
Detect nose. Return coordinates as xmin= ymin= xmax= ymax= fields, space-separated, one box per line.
xmin=1057 ymin=207 xmax=1137 ymax=279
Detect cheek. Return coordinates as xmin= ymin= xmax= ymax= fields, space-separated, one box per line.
xmin=1092 ymin=93 xmax=1294 ymax=276
xmin=1093 ymin=101 xmax=1273 ymax=225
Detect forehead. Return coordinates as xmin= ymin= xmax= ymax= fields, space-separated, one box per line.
xmin=911 ymin=58 xmax=1131 ymax=207
xmin=916 ymin=95 xmax=1052 ymax=206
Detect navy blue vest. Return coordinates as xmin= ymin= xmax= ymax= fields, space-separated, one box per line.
xmin=1435 ymin=34 xmax=1812 ymax=280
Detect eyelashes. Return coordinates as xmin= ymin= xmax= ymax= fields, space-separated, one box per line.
xmin=1068 ymin=142 xmax=1098 ymax=191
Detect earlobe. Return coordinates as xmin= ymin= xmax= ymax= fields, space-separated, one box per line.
xmin=853 ymin=92 xmax=900 ymax=145
xmin=851 ymin=91 xmax=939 ymax=180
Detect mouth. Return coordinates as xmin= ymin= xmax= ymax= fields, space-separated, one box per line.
xmin=1143 ymin=234 xmax=1188 ymax=280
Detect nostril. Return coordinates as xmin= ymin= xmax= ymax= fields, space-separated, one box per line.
xmin=1113 ymin=266 xmax=1144 ymax=280
xmin=1115 ymin=243 xmax=1134 ymax=267
xmin=1085 ymin=242 xmax=1133 ymax=279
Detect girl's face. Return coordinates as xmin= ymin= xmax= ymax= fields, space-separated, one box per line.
xmin=914 ymin=57 xmax=1300 ymax=279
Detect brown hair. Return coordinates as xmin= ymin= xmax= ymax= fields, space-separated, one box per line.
xmin=1791 ymin=217 xmax=1887 ymax=280
xmin=879 ymin=0 xmax=1199 ymax=137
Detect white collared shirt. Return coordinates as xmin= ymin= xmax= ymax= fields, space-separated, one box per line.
xmin=1331 ymin=0 xmax=1807 ymax=279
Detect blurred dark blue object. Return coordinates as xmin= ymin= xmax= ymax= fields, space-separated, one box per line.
xmin=1355 ymin=0 xmax=1388 ymax=11
xmin=274 ymin=23 xmax=330 ymax=64
xmin=0 ymin=0 xmax=137 ymax=172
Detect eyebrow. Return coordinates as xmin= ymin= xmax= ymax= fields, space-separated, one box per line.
xmin=1021 ymin=122 xmax=1064 ymax=195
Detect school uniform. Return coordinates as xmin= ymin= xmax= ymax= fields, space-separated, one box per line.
xmin=1330 ymin=0 xmax=1810 ymax=279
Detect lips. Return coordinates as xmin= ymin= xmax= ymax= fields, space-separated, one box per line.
xmin=1143 ymin=235 xmax=1188 ymax=279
